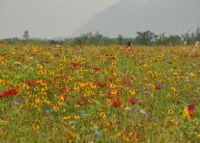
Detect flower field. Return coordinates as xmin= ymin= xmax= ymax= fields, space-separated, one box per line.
xmin=0 ymin=44 xmax=200 ymax=142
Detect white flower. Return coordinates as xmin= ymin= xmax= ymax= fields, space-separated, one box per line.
xmin=139 ymin=109 xmax=148 ymax=115
xmin=195 ymin=41 xmax=200 ymax=47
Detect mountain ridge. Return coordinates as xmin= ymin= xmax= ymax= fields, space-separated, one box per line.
xmin=73 ymin=0 xmax=200 ymax=37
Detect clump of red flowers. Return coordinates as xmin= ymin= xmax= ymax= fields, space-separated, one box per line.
xmin=130 ymin=97 xmax=138 ymax=104
xmin=154 ymin=84 xmax=161 ymax=90
xmin=70 ymin=61 xmax=80 ymax=67
xmin=0 ymin=88 xmax=18 ymax=98
xmin=97 ymin=81 xmax=107 ymax=88
xmin=187 ymin=103 xmax=196 ymax=116
xmin=93 ymin=66 xmax=101 ymax=71
xmin=112 ymin=100 xmax=122 ymax=107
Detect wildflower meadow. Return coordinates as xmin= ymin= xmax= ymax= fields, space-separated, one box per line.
xmin=0 ymin=43 xmax=200 ymax=142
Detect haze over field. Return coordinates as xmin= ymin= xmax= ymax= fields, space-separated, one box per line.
xmin=0 ymin=0 xmax=200 ymax=38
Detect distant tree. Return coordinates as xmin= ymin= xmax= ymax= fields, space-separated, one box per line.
xmin=195 ymin=27 xmax=200 ymax=41
xmin=117 ymin=34 xmax=123 ymax=45
xmin=135 ymin=31 xmax=156 ymax=45
xmin=23 ymin=30 xmax=30 ymax=40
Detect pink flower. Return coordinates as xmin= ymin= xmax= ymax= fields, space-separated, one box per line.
xmin=130 ymin=97 xmax=138 ymax=104
xmin=187 ymin=103 xmax=196 ymax=116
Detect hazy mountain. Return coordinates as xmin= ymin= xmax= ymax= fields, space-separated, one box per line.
xmin=73 ymin=0 xmax=200 ymax=37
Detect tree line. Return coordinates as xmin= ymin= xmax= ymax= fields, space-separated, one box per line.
xmin=2 ymin=28 xmax=200 ymax=46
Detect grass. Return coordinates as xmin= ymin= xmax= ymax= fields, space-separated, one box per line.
xmin=0 ymin=44 xmax=200 ymax=143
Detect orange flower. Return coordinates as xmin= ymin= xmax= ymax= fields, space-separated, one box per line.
xmin=112 ymin=100 xmax=122 ymax=107
xmin=93 ymin=66 xmax=101 ymax=71
xmin=70 ymin=61 xmax=80 ymax=67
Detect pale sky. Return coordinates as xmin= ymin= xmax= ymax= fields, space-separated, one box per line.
xmin=0 ymin=0 xmax=199 ymax=39
xmin=0 ymin=0 xmax=119 ymax=38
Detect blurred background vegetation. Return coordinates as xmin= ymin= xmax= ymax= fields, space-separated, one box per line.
xmin=2 ymin=28 xmax=200 ymax=46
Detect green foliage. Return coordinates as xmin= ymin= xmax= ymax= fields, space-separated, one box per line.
xmin=2 ymin=28 xmax=200 ymax=46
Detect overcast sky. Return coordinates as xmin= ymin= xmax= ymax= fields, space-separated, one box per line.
xmin=0 ymin=0 xmax=199 ymax=39
xmin=0 ymin=0 xmax=119 ymax=39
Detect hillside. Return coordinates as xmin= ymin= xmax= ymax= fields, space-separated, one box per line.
xmin=74 ymin=0 xmax=200 ymax=37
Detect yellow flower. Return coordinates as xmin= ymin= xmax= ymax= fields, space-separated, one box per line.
xmin=102 ymin=121 xmax=110 ymax=127
xmin=41 ymin=86 xmax=48 ymax=92
xmin=14 ymin=61 xmax=21 ymax=65
xmin=107 ymin=99 xmax=112 ymax=106
xmin=131 ymin=76 xmax=137 ymax=80
xmin=36 ymin=64 xmax=43 ymax=69
xmin=56 ymin=94 xmax=64 ymax=102
xmin=32 ymin=124 xmax=40 ymax=130
xmin=75 ymin=104 xmax=80 ymax=108
xmin=99 ymin=91 xmax=105 ymax=97
xmin=165 ymin=93 xmax=171 ymax=99
xmin=39 ymin=70 xmax=46 ymax=75
xmin=170 ymin=119 xmax=179 ymax=126
xmin=167 ymin=109 xmax=174 ymax=116
xmin=122 ymin=134 xmax=130 ymax=142
xmin=52 ymin=104 xmax=59 ymax=112
xmin=89 ymin=82 xmax=96 ymax=89
xmin=129 ymin=89 xmax=136 ymax=95
xmin=99 ymin=112 xmax=106 ymax=118
xmin=189 ymin=72 xmax=196 ymax=78
xmin=115 ymin=131 xmax=122 ymax=138
xmin=64 ymin=86 xmax=70 ymax=92
xmin=183 ymin=107 xmax=190 ymax=118
xmin=109 ymin=83 xmax=116 ymax=88
xmin=74 ymin=115 xmax=80 ymax=120
xmin=110 ymin=89 xmax=117 ymax=95
xmin=61 ymin=116 xmax=71 ymax=122
xmin=74 ymin=84 xmax=80 ymax=91
xmin=196 ymin=133 xmax=200 ymax=138
xmin=27 ymin=56 xmax=33 ymax=61
xmin=110 ymin=119 xmax=117 ymax=125
xmin=0 ymin=79 xmax=5 ymax=85
xmin=35 ymin=98 xmax=42 ymax=104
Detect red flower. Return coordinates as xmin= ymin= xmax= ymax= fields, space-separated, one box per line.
xmin=0 ymin=92 xmax=8 ymax=98
xmin=4 ymin=88 xmax=18 ymax=96
xmin=0 ymin=88 xmax=18 ymax=98
xmin=154 ymin=84 xmax=161 ymax=90
xmin=97 ymin=81 xmax=107 ymax=88
xmin=26 ymin=79 xmax=35 ymax=85
xmin=112 ymin=100 xmax=122 ymax=107
xmin=130 ymin=97 xmax=138 ymax=104
xmin=93 ymin=66 xmax=101 ymax=71
xmin=70 ymin=61 xmax=80 ymax=67
xmin=107 ymin=77 xmax=114 ymax=82
xmin=187 ymin=103 xmax=196 ymax=116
